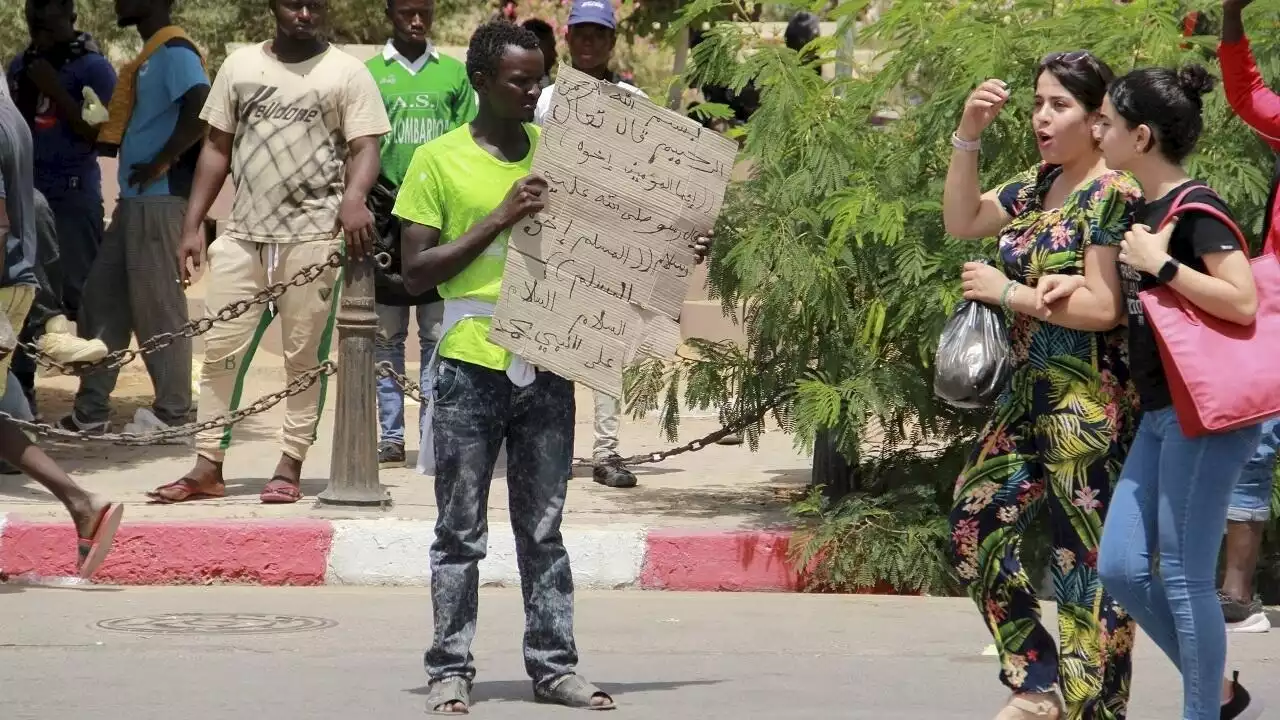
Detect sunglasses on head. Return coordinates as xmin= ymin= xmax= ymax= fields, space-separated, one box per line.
xmin=1042 ymin=50 xmax=1094 ymax=65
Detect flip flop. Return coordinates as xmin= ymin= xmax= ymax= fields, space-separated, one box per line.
xmin=77 ymin=502 xmax=124 ymax=579
xmin=146 ymin=477 xmax=226 ymax=504
xmin=260 ymin=477 xmax=303 ymax=504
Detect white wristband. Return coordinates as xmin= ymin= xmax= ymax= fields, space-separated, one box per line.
xmin=952 ymin=132 xmax=981 ymax=153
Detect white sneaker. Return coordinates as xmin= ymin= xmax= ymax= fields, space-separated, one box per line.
xmin=122 ymin=408 xmax=188 ymax=445
xmin=37 ymin=316 xmax=108 ymax=369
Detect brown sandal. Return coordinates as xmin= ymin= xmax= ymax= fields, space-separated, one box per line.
xmin=146 ymin=478 xmax=226 ymax=504
xmin=260 ymin=477 xmax=303 ymax=504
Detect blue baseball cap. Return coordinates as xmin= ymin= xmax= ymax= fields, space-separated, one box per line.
xmin=568 ymin=0 xmax=616 ymax=29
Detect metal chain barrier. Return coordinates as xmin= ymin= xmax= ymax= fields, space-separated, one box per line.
xmin=376 ymin=361 xmax=425 ymax=404
xmin=12 ymin=256 xmax=767 ymax=462
xmin=374 ymin=361 xmax=777 ymax=468
xmin=572 ymin=401 xmax=778 ymax=468
xmin=2 ymin=361 xmax=336 ymax=445
xmin=11 ymin=358 xmax=767 ymax=460
xmin=22 ymin=252 xmax=345 ymax=375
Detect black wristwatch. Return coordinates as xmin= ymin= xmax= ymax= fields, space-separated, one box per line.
xmin=1156 ymin=257 xmax=1181 ymax=284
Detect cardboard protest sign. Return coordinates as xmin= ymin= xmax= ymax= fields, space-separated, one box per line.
xmin=488 ymin=66 xmax=738 ymax=396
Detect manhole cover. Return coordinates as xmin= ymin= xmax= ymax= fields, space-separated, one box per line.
xmin=95 ymin=613 xmax=337 ymax=636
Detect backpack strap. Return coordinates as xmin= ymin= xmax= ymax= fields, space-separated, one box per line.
xmin=1158 ymin=185 xmax=1250 ymax=254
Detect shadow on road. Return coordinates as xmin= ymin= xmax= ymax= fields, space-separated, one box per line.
xmin=407 ymin=678 xmax=726 ymax=706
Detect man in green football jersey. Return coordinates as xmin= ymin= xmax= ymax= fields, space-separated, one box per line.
xmin=366 ymin=0 xmax=477 ymax=469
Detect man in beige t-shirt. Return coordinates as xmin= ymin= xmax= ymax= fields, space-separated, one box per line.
xmin=148 ymin=0 xmax=390 ymax=505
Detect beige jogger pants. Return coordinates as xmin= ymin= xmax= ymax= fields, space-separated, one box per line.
xmin=194 ymin=236 xmax=342 ymax=463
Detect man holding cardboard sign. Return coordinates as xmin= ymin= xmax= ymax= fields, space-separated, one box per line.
xmin=395 ymin=20 xmax=715 ymax=712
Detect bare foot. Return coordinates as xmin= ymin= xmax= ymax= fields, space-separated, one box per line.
xmin=68 ymin=493 xmax=113 ymax=540
xmin=147 ymin=456 xmax=226 ymax=503
xmin=271 ymin=454 xmax=303 ymax=485
xmin=995 ymin=692 xmax=1061 ymax=719
xmin=430 ymin=700 xmax=468 ymax=714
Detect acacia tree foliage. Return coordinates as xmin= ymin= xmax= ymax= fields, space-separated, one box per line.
xmin=0 ymin=0 xmax=480 ymax=71
xmin=623 ymin=0 xmax=1280 ymax=593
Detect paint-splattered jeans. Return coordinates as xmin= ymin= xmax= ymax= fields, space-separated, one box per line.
xmin=425 ymin=358 xmax=579 ymax=688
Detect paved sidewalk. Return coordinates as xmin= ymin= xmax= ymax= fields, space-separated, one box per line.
xmin=7 ymin=366 xmax=807 ymax=528
xmin=1 ymin=359 xmax=812 ymax=589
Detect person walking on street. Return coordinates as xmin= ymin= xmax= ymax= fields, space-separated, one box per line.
xmin=533 ymin=0 xmax=643 ymax=488
xmin=0 ymin=68 xmax=120 ymax=580
xmin=945 ymin=51 xmax=1141 ymax=720
xmin=147 ymin=0 xmax=389 ymax=505
xmin=394 ymin=21 xmax=710 ymax=712
xmin=60 ymin=0 xmax=206 ymax=436
xmin=1216 ymin=0 xmax=1278 ymax=637
xmin=1086 ymin=64 xmax=1264 ymax=720
xmin=367 ymin=0 xmax=474 ymax=469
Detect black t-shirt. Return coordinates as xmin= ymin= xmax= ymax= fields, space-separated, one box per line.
xmin=1121 ymin=181 xmax=1243 ymax=411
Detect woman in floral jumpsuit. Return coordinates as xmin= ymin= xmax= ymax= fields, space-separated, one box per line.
xmin=943 ymin=52 xmax=1142 ymax=720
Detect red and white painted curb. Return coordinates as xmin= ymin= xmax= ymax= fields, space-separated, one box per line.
xmin=0 ymin=515 xmax=801 ymax=590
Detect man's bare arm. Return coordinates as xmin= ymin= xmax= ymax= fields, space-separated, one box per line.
xmin=337 ymin=135 xmax=382 ymax=258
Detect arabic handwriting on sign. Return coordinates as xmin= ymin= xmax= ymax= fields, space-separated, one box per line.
xmin=518 ymin=278 xmax=557 ymax=312
xmin=571 ymin=231 xmax=640 ymax=269
xmin=597 ymin=83 xmax=635 ymax=109
xmin=575 ymin=140 xmax=612 ymax=168
xmin=549 ymin=79 xmax=595 ymax=128
xmin=650 ymin=113 xmax=702 ymax=143
xmin=545 ymin=169 xmax=590 ymax=199
xmin=583 ymin=346 xmax=616 ymax=371
xmin=533 ymin=328 xmax=584 ymax=354
xmin=619 ymin=204 xmax=651 ymax=223
xmin=545 ymin=254 xmax=636 ymax=305
xmin=656 ymin=251 xmax=690 ymax=279
xmin=614 ymin=115 xmax=650 ymax=144
xmin=574 ymin=310 xmax=627 ymax=338
xmin=492 ymin=317 xmax=535 ymax=341
xmin=648 ymin=142 xmax=717 ymax=175
xmin=594 ymin=192 xmax=621 ymax=212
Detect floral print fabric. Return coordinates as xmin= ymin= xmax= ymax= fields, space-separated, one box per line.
xmin=949 ymin=165 xmax=1142 ymax=720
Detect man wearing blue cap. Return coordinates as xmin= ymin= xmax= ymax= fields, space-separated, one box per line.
xmin=534 ymin=0 xmax=644 ymax=490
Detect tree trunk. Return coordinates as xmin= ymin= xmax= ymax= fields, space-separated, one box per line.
xmin=812 ymin=429 xmax=856 ymax=500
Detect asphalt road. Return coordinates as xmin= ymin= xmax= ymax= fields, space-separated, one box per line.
xmin=1 ymin=585 xmax=1276 ymax=719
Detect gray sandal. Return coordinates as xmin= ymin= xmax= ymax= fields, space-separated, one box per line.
xmin=535 ymin=674 xmax=615 ymax=710
xmin=425 ymin=676 xmax=472 ymax=715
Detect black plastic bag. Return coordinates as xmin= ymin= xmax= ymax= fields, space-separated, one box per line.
xmin=933 ymin=300 xmax=1013 ymax=409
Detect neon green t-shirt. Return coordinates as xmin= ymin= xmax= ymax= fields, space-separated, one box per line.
xmin=365 ymin=50 xmax=477 ymax=187
xmin=391 ymin=123 xmax=540 ymax=371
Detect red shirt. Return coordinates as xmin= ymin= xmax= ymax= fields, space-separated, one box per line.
xmin=1219 ymin=37 xmax=1280 ymax=253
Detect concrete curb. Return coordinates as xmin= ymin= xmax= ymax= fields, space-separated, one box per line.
xmin=0 ymin=515 xmax=801 ymax=591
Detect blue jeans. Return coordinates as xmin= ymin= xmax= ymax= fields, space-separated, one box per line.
xmin=1098 ymin=407 xmax=1262 ymax=720
xmin=1228 ymin=417 xmax=1278 ymax=522
xmin=374 ymin=302 xmax=442 ymax=446
xmin=0 ymin=370 xmax=33 ymax=420
xmin=425 ymin=359 xmax=578 ymax=687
